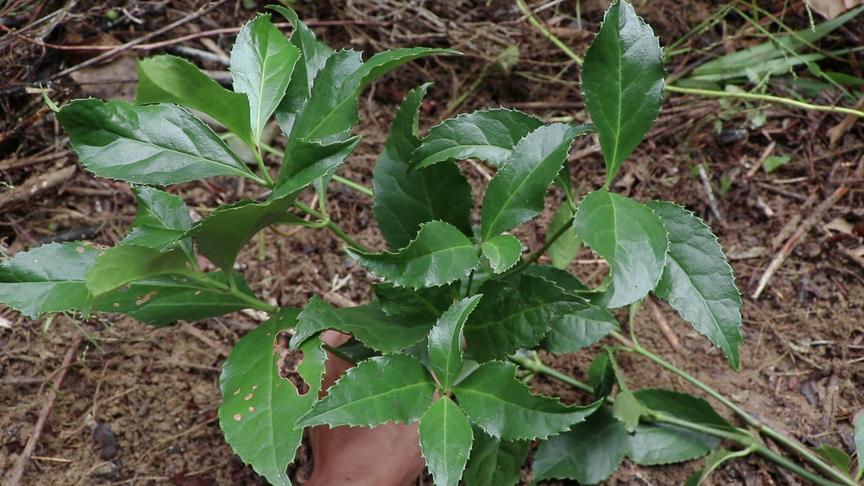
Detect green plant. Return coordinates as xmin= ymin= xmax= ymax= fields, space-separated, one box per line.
xmin=1 ymin=3 xmax=861 ymax=486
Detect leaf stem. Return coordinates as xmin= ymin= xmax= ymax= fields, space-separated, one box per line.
xmin=185 ymin=272 xmax=277 ymax=314
xmin=332 ymin=174 xmax=374 ymax=197
xmin=253 ymin=146 xmax=275 ymax=187
xmin=608 ymin=331 xmax=857 ymax=486
xmin=292 ymin=201 xmax=369 ymax=252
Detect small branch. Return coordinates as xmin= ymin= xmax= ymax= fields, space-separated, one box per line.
xmin=332 ymin=175 xmax=373 ymax=197
xmin=292 ymin=201 xmax=368 ymax=252
xmin=501 ymin=215 xmax=575 ymax=278
xmin=6 ymin=336 xmax=83 ymax=486
xmin=515 ymin=0 xmax=584 ymax=65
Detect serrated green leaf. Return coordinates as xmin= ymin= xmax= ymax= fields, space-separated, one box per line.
xmin=547 ymin=203 xmax=581 ymax=269
xmin=189 ymin=195 xmax=298 ymax=271
xmin=588 ymin=351 xmax=616 ymax=398
xmin=231 ymin=14 xmax=300 ymax=144
xmin=480 ymin=235 xmax=522 ymax=273
xmin=0 ymin=242 xmax=97 ymax=317
xmin=98 ymin=271 xmax=255 ymax=326
xmin=419 ymin=397 xmax=474 ymax=486
xmin=412 ymin=108 xmax=543 ymax=169
xmin=296 ymin=354 xmax=435 ymax=428
xmin=122 ymin=186 xmax=194 ymax=261
xmin=523 ymin=264 xmax=590 ymax=295
xmin=815 ymin=445 xmax=852 ymax=473
xmin=373 ymin=84 xmax=472 ymax=249
xmin=454 ymin=361 xmax=601 ymax=440
xmin=428 ymin=295 xmax=482 ymax=389
xmin=855 ymin=410 xmax=864 ymax=480
xmin=648 ymin=201 xmax=743 ymax=369
xmin=465 ymin=274 xmax=568 ymax=362
xmin=346 ymin=221 xmax=478 ymax=289
xmin=627 ymin=389 xmax=731 ymax=465
xmin=533 ymin=407 xmax=628 ymax=484
xmin=374 ymin=283 xmax=456 ymax=320
xmin=85 ymin=245 xmax=194 ymax=297
xmin=583 ymin=0 xmax=665 ymax=186
xmin=462 ymin=428 xmax=529 ymax=486
xmin=57 ymin=99 xmax=262 ymax=186
xmin=136 ymin=55 xmax=253 ymax=146
xmin=219 ymin=309 xmax=326 ymax=486
xmin=480 ymin=123 xmax=590 ymax=240
xmin=574 ymin=190 xmax=668 ymax=308
xmin=291 ymin=296 xmax=433 ymax=353
xmin=271 ymin=136 xmax=361 ymax=200
xmin=546 ymin=303 xmax=619 ymax=353
xmin=613 ymin=390 xmax=647 ymax=433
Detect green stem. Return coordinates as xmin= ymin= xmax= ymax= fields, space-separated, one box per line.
xmin=292 ymin=201 xmax=368 ymax=252
xmin=501 ymin=215 xmax=575 ymax=278
xmin=253 ymin=146 xmax=275 ymax=187
xmin=608 ymin=331 xmax=857 ymax=486
xmin=186 ymin=272 xmax=277 ymax=314
xmin=515 ymin=0 xmax=584 ymax=65
xmin=332 ymin=174 xmax=374 ymax=197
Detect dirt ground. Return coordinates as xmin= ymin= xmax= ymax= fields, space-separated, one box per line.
xmin=1 ymin=1 xmax=863 ymax=485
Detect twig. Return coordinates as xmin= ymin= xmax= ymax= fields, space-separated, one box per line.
xmin=698 ymin=164 xmax=723 ymax=222
xmin=48 ymin=1 xmax=226 ymax=80
xmin=6 ymin=336 xmax=83 ymax=486
xmin=0 ymin=165 xmax=76 ymax=210
xmin=647 ymin=298 xmax=681 ymax=351
xmin=752 ymin=186 xmax=849 ymax=299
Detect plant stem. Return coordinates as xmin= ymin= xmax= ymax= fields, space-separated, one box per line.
xmin=292 ymin=201 xmax=369 ymax=252
xmin=509 ymin=353 xmax=844 ymax=486
xmin=501 ymin=215 xmax=575 ymax=278
xmin=186 ymin=272 xmax=278 ymax=314
xmin=608 ymin=331 xmax=857 ymax=486
xmin=253 ymin=146 xmax=275 ymax=187
xmin=332 ymin=175 xmax=374 ymax=197
xmin=515 ymin=0 xmax=584 ymax=65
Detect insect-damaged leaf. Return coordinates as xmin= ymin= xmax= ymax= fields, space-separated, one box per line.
xmin=427 ymin=295 xmax=483 ymax=389
xmin=583 ymin=0 xmax=665 ymax=186
xmin=648 ymin=201 xmax=743 ymax=369
xmin=454 ymin=361 xmax=601 ymax=440
xmin=346 ymin=221 xmax=479 ymax=289
xmin=412 ymin=108 xmax=543 ymax=169
xmin=419 ymin=397 xmax=474 ymax=486
xmin=136 ymin=55 xmax=253 ymax=146
xmin=573 ymin=190 xmax=668 ymax=308
xmin=373 ymin=84 xmax=472 ymax=249
xmin=231 ymin=14 xmax=301 ymax=144
xmin=296 ymin=354 xmax=435 ymax=428
xmin=57 ymin=99 xmax=263 ymax=186
xmin=219 ymin=309 xmax=326 ymax=486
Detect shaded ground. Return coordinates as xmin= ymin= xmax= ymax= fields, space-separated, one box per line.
xmin=1 ymin=1 xmax=863 ymax=484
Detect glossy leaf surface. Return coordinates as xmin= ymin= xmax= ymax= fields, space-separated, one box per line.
xmin=85 ymin=245 xmax=193 ymax=297
xmin=582 ymin=0 xmax=665 ymax=185
xmin=454 ymin=361 xmax=601 ymax=440
xmin=296 ymin=354 xmax=435 ymax=428
xmin=346 ymin=221 xmax=478 ymax=289
xmin=58 ymin=99 xmax=261 ymax=185
xmin=412 ymin=109 xmax=543 ymax=169
xmin=419 ymin=397 xmax=474 ymax=486
xmin=573 ymin=190 xmax=668 ymax=308
xmin=480 ymin=235 xmax=522 ymax=274
xmin=373 ymin=84 xmax=472 ymax=249
xmin=546 ymin=303 xmax=620 ymax=353
xmin=122 ymin=186 xmax=194 ymax=261
xmin=649 ymin=201 xmax=742 ymax=369
xmin=219 ymin=310 xmax=325 ymax=486
xmin=427 ymin=295 xmax=482 ymax=389
xmin=463 ymin=429 xmax=529 ymax=486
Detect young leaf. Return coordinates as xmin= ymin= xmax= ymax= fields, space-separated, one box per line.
xmin=231 ymin=14 xmax=301 ymax=143
xmin=0 ymin=242 xmax=97 ymax=317
xmin=547 ymin=203 xmax=581 ymax=269
xmin=480 ymin=235 xmax=522 ymax=273
xmin=270 ymin=136 xmax=361 ymax=200
xmin=462 ymin=429 xmax=529 ymax=486
xmin=57 ymin=99 xmax=263 ymax=186
xmin=85 ymin=245 xmax=194 ymax=297
xmin=533 ymin=407 xmax=628 ymax=484
xmin=122 ymin=186 xmax=194 ymax=261
xmin=412 ymin=108 xmax=543 ymax=169
xmin=582 ymin=0 xmax=665 ymax=186
xmin=219 ymin=309 xmax=326 ymax=486
xmin=627 ymin=388 xmax=730 ymax=465
xmin=291 ymin=297 xmax=433 ymax=353
xmin=573 ymin=190 xmax=669 ymax=308
xmin=854 ymin=410 xmax=863 ymax=480
xmin=419 ymin=397 xmax=474 ymax=486
xmin=373 ymin=84 xmax=472 ymax=249
xmin=346 ymin=221 xmax=479 ymax=289
xmin=189 ymin=196 xmax=298 ymax=271
xmin=648 ymin=201 xmax=743 ymax=369
xmin=464 ymin=274 xmax=569 ymax=362
xmin=453 ymin=361 xmax=601 ymax=440
xmin=480 ymin=123 xmax=590 ymax=240
xmin=136 ymin=55 xmax=253 ymax=146
xmin=588 ymin=351 xmax=616 ymax=398
xmin=815 ymin=445 xmax=852 ymax=473
xmin=427 ymin=295 xmax=483 ymax=389
xmin=99 ymin=272 xmax=256 ymax=326
xmin=296 ymin=354 xmax=436 ymax=428
xmin=546 ymin=303 xmax=620 ymax=353
xmin=613 ymin=390 xmax=648 ymax=433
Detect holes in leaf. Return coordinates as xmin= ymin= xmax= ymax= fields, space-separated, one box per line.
xmin=276 ymin=331 xmax=309 ymax=395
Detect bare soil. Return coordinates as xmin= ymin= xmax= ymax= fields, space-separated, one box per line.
xmin=1 ymin=1 xmax=862 ymax=485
